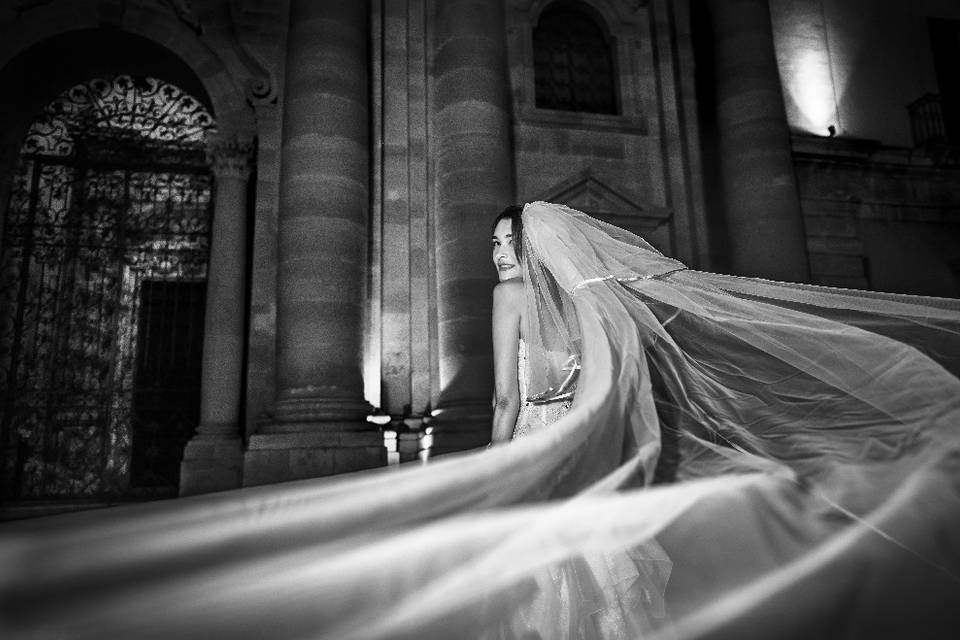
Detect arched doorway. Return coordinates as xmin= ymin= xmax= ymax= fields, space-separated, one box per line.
xmin=0 ymin=74 xmax=216 ymax=504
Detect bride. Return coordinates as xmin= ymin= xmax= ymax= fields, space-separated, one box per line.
xmin=490 ymin=204 xmax=671 ymax=638
xmin=491 ymin=204 xmax=574 ymax=444
xmin=2 ymin=202 xmax=959 ymax=639
xmin=488 ymin=201 xmax=960 ymax=638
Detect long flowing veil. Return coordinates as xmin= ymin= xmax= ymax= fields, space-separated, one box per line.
xmin=2 ymin=202 xmax=960 ymax=639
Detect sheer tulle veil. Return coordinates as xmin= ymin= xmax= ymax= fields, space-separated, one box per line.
xmin=2 ymin=202 xmax=960 ymax=639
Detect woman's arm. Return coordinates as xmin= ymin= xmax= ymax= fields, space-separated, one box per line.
xmin=491 ymin=280 xmax=522 ymax=444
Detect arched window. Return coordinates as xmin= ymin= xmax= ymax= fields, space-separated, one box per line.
xmin=0 ymin=75 xmax=215 ymax=502
xmin=533 ymin=3 xmax=618 ymax=114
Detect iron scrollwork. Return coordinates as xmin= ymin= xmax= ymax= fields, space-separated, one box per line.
xmin=1 ymin=75 xmax=216 ymax=503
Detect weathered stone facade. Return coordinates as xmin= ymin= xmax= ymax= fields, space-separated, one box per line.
xmin=794 ymin=135 xmax=960 ymax=296
xmin=0 ymin=0 xmax=957 ymax=505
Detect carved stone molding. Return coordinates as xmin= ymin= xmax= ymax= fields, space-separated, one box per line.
xmin=206 ymin=136 xmax=254 ymax=179
xmin=12 ymin=0 xmax=56 ymax=14
xmin=512 ymin=0 xmax=643 ymax=27
xmin=161 ymin=0 xmax=277 ymax=105
xmin=160 ymin=0 xmax=202 ymax=35
xmin=227 ymin=0 xmax=278 ymax=105
xmin=244 ymin=75 xmax=275 ymax=104
xmin=535 ymin=169 xmax=674 ymax=253
xmin=536 ymin=169 xmax=671 ymax=223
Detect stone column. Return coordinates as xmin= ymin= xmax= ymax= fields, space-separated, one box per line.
xmin=180 ymin=136 xmax=253 ymax=496
xmin=430 ymin=0 xmax=514 ymax=454
xmin=708 ymin=0 xmax=809 ymax=281
xmin=243 ymin=0 xmax=384 ymax=485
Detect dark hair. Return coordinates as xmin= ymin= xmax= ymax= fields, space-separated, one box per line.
xmin=492 ymin=204 xmax=524 ymax=263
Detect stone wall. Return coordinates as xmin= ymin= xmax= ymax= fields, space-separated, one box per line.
xmin=794 ymin=135 xmax=960 ymax=296
xmin=506 ymin=0 xmax=709 ymax=268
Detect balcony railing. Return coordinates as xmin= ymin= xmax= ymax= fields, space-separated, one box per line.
xmin=907 ymin=93 xmax=948 ymax=147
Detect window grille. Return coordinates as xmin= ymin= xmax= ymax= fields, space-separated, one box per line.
xmin=907 ymin=93 xmax=947 ymax=147
xmin=534 ymin=4 xmax=618 ymax=115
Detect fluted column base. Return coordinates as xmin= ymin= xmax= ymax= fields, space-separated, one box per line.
xmin=427 ymin=400 xmax=491 ymax=457
xmin=242 ymin=394 xmax=385 ymax=485
xmin=263 ymin=394 xmax=372 ymax=431
xmin=242 ymin=430 xmax=386 ymax=487
xmin=179 ymin=427 xmax=243 ymax=496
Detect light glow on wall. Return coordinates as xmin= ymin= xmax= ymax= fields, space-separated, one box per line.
xmin=363 ymin=349 xmax=381 ymax=409
xmin=772 ymin=0 xmax=851 ymax=138
xmin=790 ymin=47 xmax=839 ymax=135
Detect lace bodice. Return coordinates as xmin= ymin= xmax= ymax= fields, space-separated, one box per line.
xmin=513 ymin=339 xmax=573 ymax=439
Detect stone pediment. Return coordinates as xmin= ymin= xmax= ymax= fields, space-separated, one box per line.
xmin=533 ymin=170 xmax=672 ymax=230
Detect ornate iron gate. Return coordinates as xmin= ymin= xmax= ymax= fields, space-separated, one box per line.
xmin=0 ymin=75 xmax=215 ymax=502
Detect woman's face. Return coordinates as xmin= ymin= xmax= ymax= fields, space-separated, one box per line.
xmin=492 ymin=218 xmax=521 ymax=282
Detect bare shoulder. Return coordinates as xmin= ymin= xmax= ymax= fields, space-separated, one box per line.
xmin=493 ymin=279 xmax=524 ymax=312
xmin=493 ymin=278 xmax=523 ymax=302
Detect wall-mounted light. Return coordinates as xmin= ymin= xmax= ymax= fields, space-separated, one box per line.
xmin=777 ymin=4 xmax=847 ymax=137
xmin=366 ymin=409 xmax=392 ymax=426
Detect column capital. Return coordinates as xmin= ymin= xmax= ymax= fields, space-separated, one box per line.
xmin=206 ymin=135 xmax=255 ymax=180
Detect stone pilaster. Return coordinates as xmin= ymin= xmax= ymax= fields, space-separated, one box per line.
xmin=243 ymin=0 xmax=385 ymax=485
xmin=430 ymin=0 xmax=515 ymax=453
xmin=180 ymin=136 xmax=253 ymax=496
xmin=708 ymin=0 xmax=809 ymax=281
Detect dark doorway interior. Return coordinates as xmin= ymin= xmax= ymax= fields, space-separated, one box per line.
xmin=131 ymin=280 xmax=205 ymax=489
xmin=928 ymin=18 xmax=960 ymax=145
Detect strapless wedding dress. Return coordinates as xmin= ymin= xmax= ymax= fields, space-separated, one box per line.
xmin=513 ymin=339 xmax=573 ymax=440
xmin=502 ymin=339 xmax=672 ymax=639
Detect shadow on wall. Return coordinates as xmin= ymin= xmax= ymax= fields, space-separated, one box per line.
xmin=861 ymin=221 xmax=960 ymax=297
